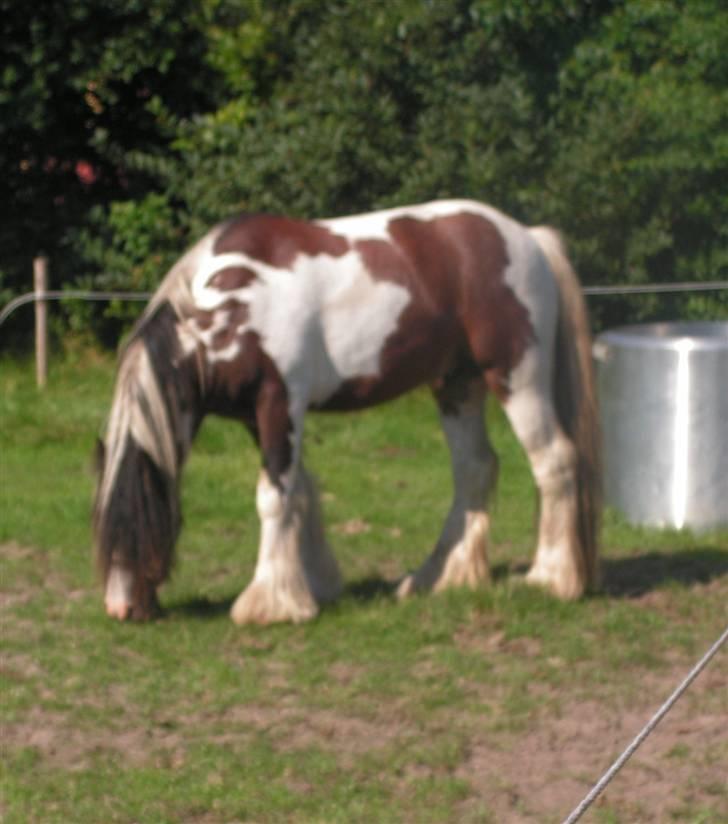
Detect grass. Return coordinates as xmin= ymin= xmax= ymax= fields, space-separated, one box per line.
xmin=1 ymin=352 xmax=727 ymax=823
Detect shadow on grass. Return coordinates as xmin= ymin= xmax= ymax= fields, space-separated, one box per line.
xmin=341 ymin=561 xmax=516 ymax=604
xmin=160 ymin=548 xmax=728 ymax=619
xmin=343 ymin=577 xmax=398 ymax=601
xmin=601 ymin=547 xmax=728 ymax=598
xmin=164 ymin=596 xmax=235 ymax=620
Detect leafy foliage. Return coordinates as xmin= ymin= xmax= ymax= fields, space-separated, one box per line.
xmin=0 ymin=0 xmax=221 ymax=340
xmin=66 ymin=194 xmax=183 ymax=345
xmin=543 ymin=0 xmax=728 ymax=325
xmin=2 ymin=0 xmax=726 ymax=344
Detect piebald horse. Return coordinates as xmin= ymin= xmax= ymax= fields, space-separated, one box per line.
xmin=94 ymin=200 xmax=600 ymax=624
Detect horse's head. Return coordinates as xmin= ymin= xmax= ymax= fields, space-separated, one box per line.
xmin=93 ymin=429 xmax=181 ymax=621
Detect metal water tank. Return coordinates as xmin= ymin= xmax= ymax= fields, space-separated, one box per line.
xmin=594 ymin=321 xmax=728 ymax=531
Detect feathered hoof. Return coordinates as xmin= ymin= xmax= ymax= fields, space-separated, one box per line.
xmin=230 ymin=580 xmax=319 ymax=625
xmin=524 ymin=565 xmax=585 ymax=601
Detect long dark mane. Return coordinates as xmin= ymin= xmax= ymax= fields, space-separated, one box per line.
xmin=93 ymin=301 xmax=201 ymax=617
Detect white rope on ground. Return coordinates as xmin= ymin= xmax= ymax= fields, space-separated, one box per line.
xmin=562 ymin=623 xmax=728 ymax=824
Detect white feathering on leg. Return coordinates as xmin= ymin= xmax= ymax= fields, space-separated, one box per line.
xmin=231 ymin=468 xmax=342 ymax=625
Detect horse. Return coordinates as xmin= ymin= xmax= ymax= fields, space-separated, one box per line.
xmin=93 ymin=199 xmax=601 ymax=624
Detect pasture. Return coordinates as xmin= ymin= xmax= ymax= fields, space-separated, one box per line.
xmin=1 ymin=352 xmax=727 ymax=823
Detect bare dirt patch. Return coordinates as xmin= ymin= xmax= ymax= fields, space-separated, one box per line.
xmin=2 ymin=541 xmax=726 ymax=822
xmin=1 ymin=705 xmax=187 ymax=771
xmin=456 ymin=669 xmax=727 ymax=822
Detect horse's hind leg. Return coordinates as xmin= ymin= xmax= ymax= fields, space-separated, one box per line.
xmin=397 ymin=379 xmax=496 ymax=597
xmin=231 ymin=386 xmax=342 ymax=625
xmin=502 ymin=385 xmax=586 ymax=599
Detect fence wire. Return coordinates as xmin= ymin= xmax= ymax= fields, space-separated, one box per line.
xmin=1 ymin=281 xmax=728 ymax=328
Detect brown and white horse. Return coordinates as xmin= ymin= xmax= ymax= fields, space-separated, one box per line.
xmin=93 ymin=199 xmax=601 ymax=624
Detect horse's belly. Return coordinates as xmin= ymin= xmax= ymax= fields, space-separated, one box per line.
xmin=314 ymin=318 xmax=464 ymax=412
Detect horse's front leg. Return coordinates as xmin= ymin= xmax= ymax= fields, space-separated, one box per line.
xmin=230 ymin=385 xmax=342 ymax=625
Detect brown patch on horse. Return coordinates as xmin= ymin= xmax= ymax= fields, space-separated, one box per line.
xmin=318 ymin=235 xmax=463 ymax=410
xmin=209 ymin=300 xmax=250 ymax=352
xmin=203 ymin=330 xmax=260 ymax=420
xmin=214 ymin=215 xmax=349 ymax=269
xmin=403 ymin=212 xmax=534 ymax=402
xmin=432 ymin=359 xmax=483 ymax=416
xmin=202 ymin=328 xmax=294 ymax=485
xmin=192 ymin=309 xmax=214 ymax=331
xmin=385 ymin=212 xmax=536 ymax=398
xmin=320 ymin=210 xmax=534 ymax=410
xmin=206 ymin=265 xmax=257 ymax=291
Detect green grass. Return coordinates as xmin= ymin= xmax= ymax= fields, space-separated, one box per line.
xmin=1 ymin=353 xmax=727 ymax=823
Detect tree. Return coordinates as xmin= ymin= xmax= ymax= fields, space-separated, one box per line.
xmin=3 ymin=0 xmax=725 ymax=345
xmin=543 ymin=0 xmax=728 ymax=324
xmin=0 ymin=0 xmax=222 ymax=324
xmin=167 ymin=0 xmax=614 ymax=228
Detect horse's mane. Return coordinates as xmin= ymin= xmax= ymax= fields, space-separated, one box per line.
xmin=132 ymin=218 xmax=244 ymax=345
xmin=94 ymin=219 xmax=244 ymax=599
xmin=97 ymin=307 xmax=177 ymax=503
xmin=102 ymin=216 xmax=236 ymax=507
xmin=94 ymin=427 xmax=180 ymax=590
xmin=94 ymin=295 xmax=203 ymax=590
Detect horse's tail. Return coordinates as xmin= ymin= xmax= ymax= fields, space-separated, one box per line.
xmin=529 ymin=226 xmax=602 ymax=590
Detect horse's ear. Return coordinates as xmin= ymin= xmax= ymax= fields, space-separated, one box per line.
xmin=94 ymin=438 xmax=106 ymax=474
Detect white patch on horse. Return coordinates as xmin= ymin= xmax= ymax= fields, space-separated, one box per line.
xmin=249 ymin=250 xmax=410 ymax=406
xmin=105 ymin=565 xmax=133 ymax=620
xmin=175 ymin=320 xmax=199 ymax=357
xmin=196 ymin=252 xmax=255 ymax=310
xmin=184 ymin=246 xmax=411 ymax=408
xmin=317 ymin=198 xmax=492 ymax=241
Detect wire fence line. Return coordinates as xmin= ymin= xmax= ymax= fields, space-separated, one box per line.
xmin=582 ymin=281 xmax=728 ymax=295
xmin=0 ymin=290 xmax=151 ymax=327
xmin=2 ymin=281 xmax=728 ymax=328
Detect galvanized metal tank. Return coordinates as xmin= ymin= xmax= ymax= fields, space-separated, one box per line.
xmin=594 ymin=321 xmax=728 ymax=531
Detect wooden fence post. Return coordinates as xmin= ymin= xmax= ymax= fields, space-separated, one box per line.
xmin=34 ymin=255 xmax=48 ymax=389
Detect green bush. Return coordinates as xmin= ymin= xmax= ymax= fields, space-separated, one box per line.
xmin=3 ymin=0 xmax=727 ymax=347
xmin=63 ymin=193 xmax=183 ymax=345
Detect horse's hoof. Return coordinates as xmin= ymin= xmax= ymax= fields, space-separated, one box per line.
xmin=105 ymin=588 xmax=160 ymax=622
xmin=524 ymin=566 xmax=584 ymax=600
xmin=105 ymin=601 xmax=131 ymax=620
xmin=230 ymin=582 xmax=319 ymax=626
